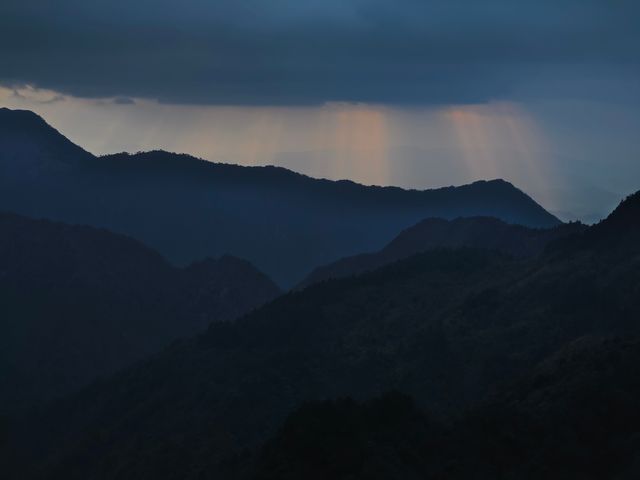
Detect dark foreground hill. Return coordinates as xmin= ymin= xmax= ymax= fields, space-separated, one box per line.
xmin=4 ymin=191 xmax=638 ymax=479
xmin=252 ymin=337 xmax=640 ymax=480
xmin=298 ymin=216 xmax=585 ymax=288
xmin=0 ymin=108 xmax=560 ymax=286
xmin=0 ymin=212 xmax=280 ymax=413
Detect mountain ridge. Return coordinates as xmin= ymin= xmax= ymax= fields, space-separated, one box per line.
xmin=298 ymin=216 xmax=585 ymax=289
xmin=0 ymin=108 xmax=560 ymax=286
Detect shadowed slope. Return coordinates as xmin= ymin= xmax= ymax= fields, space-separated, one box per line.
xmin=298 ymin=216 xmax=585 ymax=289
xmin=0 ymin=211 xmax=280 ymax=413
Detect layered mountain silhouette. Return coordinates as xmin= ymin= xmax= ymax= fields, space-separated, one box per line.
xmin=6 ymin=191 xmax=638 ymax=479
xmin=298 ymin=216 xmax=586 ymax=289
xmin=0 ymin=211 xmax=280 ymax=413
xmin=0 ymin=107 xmax=561 ymax=287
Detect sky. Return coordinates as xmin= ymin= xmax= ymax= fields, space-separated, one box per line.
xmin=1 ymin=0 xmax=639 ymax=222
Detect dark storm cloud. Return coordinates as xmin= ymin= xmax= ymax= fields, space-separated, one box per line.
xmin=1 ymin=0 xmax=638 ymax=105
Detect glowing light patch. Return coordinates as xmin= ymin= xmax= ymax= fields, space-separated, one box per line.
xmin=444 ymin=102 xmax=554 ymax=208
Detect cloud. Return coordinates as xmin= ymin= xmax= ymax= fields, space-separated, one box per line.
xmin=113 ymin=97 xmax=136 ymax=105
xmin=9 ymin=85 xmax=66 ymax=104
xmin=0 ymin=0 xmax=638 ymax=105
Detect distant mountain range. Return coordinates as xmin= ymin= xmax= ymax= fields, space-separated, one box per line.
xmin=0 ymin=107 xmax=561 ymax=287
xmin=298 ymin=216 xmax=585 ymax=289
xmin=5 ymin=191 xmax=637 ymax=479
xmin=0 ymin=211 xmax=280 ymax=413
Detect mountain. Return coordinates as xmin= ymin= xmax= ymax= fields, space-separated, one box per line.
xmin=5 ymin=191 xmax=638 ymax=479
xmin=558 ymin=190 xmax=640 ymax=251
xmin=0 ymin=108 xmax=561 ymax=287
xmin=0 ymin=108 xmax=92 ymax=173
xmin=0 ymin=211 xmax=280 ymax=413
xmin=298 ymin=216 xmax=585 ymax=289
xmin=251 ymin=337 xmax=640 ymax=480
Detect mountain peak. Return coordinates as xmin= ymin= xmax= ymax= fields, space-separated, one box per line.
xmin=549 ymin=189 xmax=640 ymax=253
xmin=600 ymin=191 xmax=640 ymax=229
xmin=0 ymin=107 xmax=54 ymax=132
xmin=586 ymin=190 xmax=640 ymax=241
xmin=474 ymin=178 xmax=513 ymax=187
xmin=0 ymin=107 xmax=91 ymax=164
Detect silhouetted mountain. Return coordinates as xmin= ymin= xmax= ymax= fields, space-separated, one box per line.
xmin=548 ymin=191 xmax=640 ymax=254
xmin=0 ymin=108 xmax=92 ymax=169
xmin=298 ymin=216 xmax=585 ymax=289
xmin=574 ymin=190 xmax=640 ymax=248
xmin=0 ymin=211 xmax=280 ymax=413
xmin=0 ymin=108 xmax=560 ymax=286
xmin=251 ymin=337 xmax=640 ymax=480
xmin=5 ymin=191 xmax=637 ymax=479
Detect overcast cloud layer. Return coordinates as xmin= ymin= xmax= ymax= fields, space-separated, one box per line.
xmin=1 ymin=0 xmax=639 ymax=105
